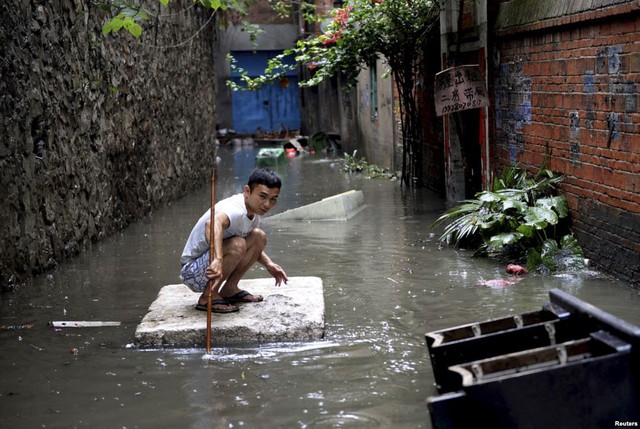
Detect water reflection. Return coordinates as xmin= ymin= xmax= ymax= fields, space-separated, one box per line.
xmin=0 ymin=144 xmax=638 ymax=429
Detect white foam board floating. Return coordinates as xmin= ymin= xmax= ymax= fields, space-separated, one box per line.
xmin=49 ymin=321 xmax=121 ymax=328
xmin=135 ymin=276 xmax=325 ymax=348
xmin=267 ymin=190 xmax=365 ymax=221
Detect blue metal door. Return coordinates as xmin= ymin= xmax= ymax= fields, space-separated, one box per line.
xmin=230 ymin=51 xmax=301 ymax=135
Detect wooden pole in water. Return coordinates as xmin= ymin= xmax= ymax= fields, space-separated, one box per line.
xmin=206 ymin=169 xmax=215 ymax=354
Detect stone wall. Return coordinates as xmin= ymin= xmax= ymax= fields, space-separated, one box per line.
xmin=0 ymin=1 xmax=218 ymax=288
xmin=492 ymin=0 xmax=639 ymax=285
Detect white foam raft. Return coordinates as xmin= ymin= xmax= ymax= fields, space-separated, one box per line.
xmin=267 ymin=190 xmax=365 ymax=221
xmin=135 ymin=276 xmax=325 ymax=348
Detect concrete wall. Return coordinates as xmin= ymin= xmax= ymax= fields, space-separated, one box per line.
xmin=492 ymin=0 xmax=640 ymax=285
xmin=300 ymin=74 xmax=350 ymax=140
xmin=354 ymin=59 xmax=396 ymax=171
xmin=0 ymin=1 xmax=218 ymax=288
xmin=299 ymin=61 xmax=396 ymax=172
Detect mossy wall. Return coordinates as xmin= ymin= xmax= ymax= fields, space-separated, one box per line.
xmin=0 ymin=1 xmax=218 ymax=288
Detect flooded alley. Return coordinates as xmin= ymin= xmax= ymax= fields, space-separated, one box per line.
xmin=1 ymin=144 xmax=639 ymax=429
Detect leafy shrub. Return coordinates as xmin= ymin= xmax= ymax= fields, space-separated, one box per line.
xmin=432 ymin=161 xmax=585 ymax=273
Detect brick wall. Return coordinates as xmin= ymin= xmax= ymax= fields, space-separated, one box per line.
xmin=492 ymin=0 xmax=639 ymax=286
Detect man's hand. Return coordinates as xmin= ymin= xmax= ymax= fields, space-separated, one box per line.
xmin=206 ymin=258 xmax=223 ymax=281
xmin=266 ymin=262 xmax=288 ymax=286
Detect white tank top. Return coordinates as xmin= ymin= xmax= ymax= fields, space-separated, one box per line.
xmin=180 ymin=193 xmax=260 ymax=264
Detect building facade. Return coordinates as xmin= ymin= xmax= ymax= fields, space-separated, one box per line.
xmin=490 ymin=0 xmax=639 ymax=285
xmin=439 ymin=0 xmax=639 ymax=285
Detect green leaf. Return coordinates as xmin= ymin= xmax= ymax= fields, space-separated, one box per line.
xmin=524 ymin=206 xmax=558 ymax=226
xmin=102 ymin=15 xmax=125 ymax=35
xmin=502 ymin=198 xmax=527 ymax=213
xmin=478 ymin=217 xmax=499 ymax=230
xmin=102 ymin=21 xmax=114 ymax=35
xmin=159 ymin=0 xmax=170 ymax=6
xmin=487 ymin=232 xmax=523 ymax=248
xmin=537 ymin=196 xmax=568 ymax=218
xmin=516 ymin=223 xmax=535 ymax=238
xmin=526 ymin=248 xmax=542 ymax=272
xmin=477 ymin=191 xmax=502 ymax=203
xmin=538 ymin=235 xmax=586 ymax=272
xmin=198 ymin=0 xmax=222 ymax=9
xmin=124 ymin=19 xmax=142 ymax=38
xmin=560 ymin=235 xmax=584 ymax=259
xmin=540 ymin=239 xmax=560 ymax=270
xmin=555 ymin=235 xmax=586 ymax=271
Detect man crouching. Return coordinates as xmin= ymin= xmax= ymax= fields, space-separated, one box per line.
xmin=180 ymin=168 xmax=288 ymax=313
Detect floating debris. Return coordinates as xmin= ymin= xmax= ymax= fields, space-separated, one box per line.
xmin=506 ymin=264 xmax=528 ymax=276
xmin=0 ymin=321 xmax=35 ymax=331
xmin=477 ymin=279 xmax=516 ymax=289
xmin=49 ymin=321 xmax=121 ymax=328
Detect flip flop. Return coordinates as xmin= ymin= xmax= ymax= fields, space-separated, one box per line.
xmin=195 ymin=299 xmax=239 ymax=313
xmin=225 ymin=290 xmax=264 ymax=303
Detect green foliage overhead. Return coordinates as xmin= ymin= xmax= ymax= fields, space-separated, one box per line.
xmin=432 ymin=160 xmax=585 ymax=274
xmin=229 ymin=0 xmax=442 ymax=90
xmin=100 ymin=1 xmax=149 ymax=38
xmin=99 ymin=0 xmax=264 ymax=38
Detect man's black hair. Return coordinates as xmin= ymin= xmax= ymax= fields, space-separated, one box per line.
xmin=247 ymin=168 xmax=282 ymax=190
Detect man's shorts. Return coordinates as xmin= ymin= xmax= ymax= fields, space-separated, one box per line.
xmin=180 ymin=251 xmax=210 ymax=292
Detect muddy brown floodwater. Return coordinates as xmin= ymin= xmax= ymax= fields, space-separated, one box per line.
xmin=1 ymin=144 xmax=639 ymax=429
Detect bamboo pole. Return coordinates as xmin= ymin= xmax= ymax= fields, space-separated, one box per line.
xmin=206 ymin=169 xmax=215 ymax=354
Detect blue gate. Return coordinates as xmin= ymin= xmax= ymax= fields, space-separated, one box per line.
xmin=230 ymin=50 xmax=301 ymax=135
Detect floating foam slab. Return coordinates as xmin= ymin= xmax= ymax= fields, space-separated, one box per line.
xmin=267 ymin=190 xmax=365 ymax=221
xmin=134 ymin=277 xmax=325 ymax=348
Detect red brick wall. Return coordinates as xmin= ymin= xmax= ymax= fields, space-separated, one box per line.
xmin=492 ymin=4 xmax=640 ymax=285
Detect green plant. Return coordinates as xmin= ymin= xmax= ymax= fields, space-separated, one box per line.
xmin=527 ymin=235 xmax=585 ymax=274
xmin=342 ymin=150 xmax=389 ymax=179
xmin=99 ymin=0 xmax=249 ymax=39
xmin=100 ymin=0 xmax=154 ymax=38
xmin=432 ymin=161 xmax=585 ymax=273
xmin=98 ymin=1 xmax=311 ymax=39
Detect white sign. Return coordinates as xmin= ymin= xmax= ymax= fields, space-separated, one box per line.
xmin=434 ymin=65 xmax=489 ymax=116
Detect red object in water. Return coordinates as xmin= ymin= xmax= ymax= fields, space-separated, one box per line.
xmin=286 ymin=148 xmax=297 ymax=157
xmin=478 ymin=279 xmax=516 ymax=289
xmin=506 ymin=264 xmax=528 ymax=276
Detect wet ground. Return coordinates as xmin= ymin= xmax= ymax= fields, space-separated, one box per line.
xmin=1 ymin=144 xmax=639 ymax=428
